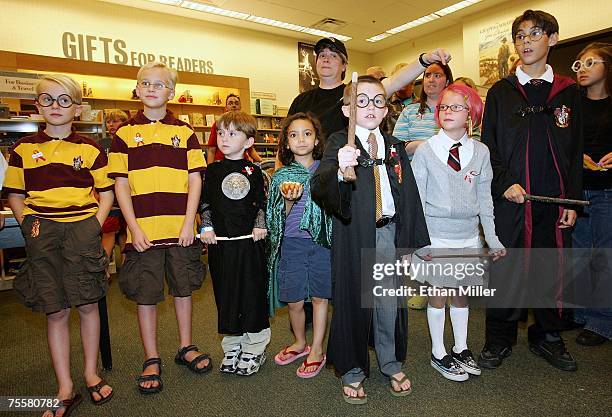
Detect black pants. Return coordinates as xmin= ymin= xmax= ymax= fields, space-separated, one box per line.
xmin=485 ymin=202 xmax=573 ymax=346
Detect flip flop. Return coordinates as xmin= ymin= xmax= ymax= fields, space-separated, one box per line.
xmin=342 ymin=381 xmax=367 ymax=405
xmin=389 ymin=373 xmax=412 ymax=397
xmin=296 ymin=354 xmax=326 ymax=378
xmin=48 ymin=393 xmax=83 ymax=417
xmin=274 ymin=345 xmax=311 ymax=365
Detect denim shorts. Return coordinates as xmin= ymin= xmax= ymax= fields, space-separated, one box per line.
xmin=277 ymin=237 xmax=331 ymax=303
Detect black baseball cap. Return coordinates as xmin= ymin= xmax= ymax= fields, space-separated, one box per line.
xmin=314 ymin=37 xmax=348 ymax=62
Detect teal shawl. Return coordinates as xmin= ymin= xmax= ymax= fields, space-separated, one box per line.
xmin=266 ymin=161 xmax=332 ymax=316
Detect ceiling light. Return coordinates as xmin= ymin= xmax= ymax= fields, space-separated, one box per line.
xmin=366 ymin=33 xmax=391 ymax=42
xmin=148 ymin=0 xmax=182 ymax=5
xmin=300 ymin=28 xmax=351 ymax=42
xmin=181 ymin=1 xmax=249 ymax=19
xmin=366 ymin=0 xmax=482 ymax=42
xmin=145 ymin=0 xmax=351 ymax=41
xmin=435 ymin=0 xmax=480 ymax=16
xmin=246 ymin=16 xmax=307 ymax=32
xmin=386 ymin=13 xmax=439 ymax=34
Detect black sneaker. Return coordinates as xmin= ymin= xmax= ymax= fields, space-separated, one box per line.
xmin=478 ymin=344 xmax=512 ymax=369
xmin=451 ymin=349 xmax=481 ymax=376
xmin=529 ymin=339 xmax=577 ymax=371
xmin=430 ymin=354 xmax=468 ymax=381
xmin=576 ymin=329 xmax=608 ymax=346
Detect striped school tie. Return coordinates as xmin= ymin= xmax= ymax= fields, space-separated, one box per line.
xmin=448 ymin=142 xmax=461 ymax=172
xmin=367 ymin=132 xmax=383 ymax=222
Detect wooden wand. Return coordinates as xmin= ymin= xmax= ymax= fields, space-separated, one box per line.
xmin=524 ymin=194 xmax=589 ymax=206
xmin=343 ymin=72 xmax=359 ymax=182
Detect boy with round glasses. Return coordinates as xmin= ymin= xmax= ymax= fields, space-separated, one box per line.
xmin=4 ymin=74 xmax=115 ymax=416
xmin=479 ymin=9 xmax=583 ymax=372
xmin=108 ymin=62 xmax=210 ymax=394
xmin=311 ymin=75 xmax=429 ymax=403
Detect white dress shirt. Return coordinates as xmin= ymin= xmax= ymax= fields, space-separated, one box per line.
xmin=355 ymin=125 xmax=396 ymax=217
xmin=516 ymin=64 xmax=554 ymax=85
xmin=428 ymin=128 xmax=474 ymax=168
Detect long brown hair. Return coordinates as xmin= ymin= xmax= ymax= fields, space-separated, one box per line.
xmin=418 ymin=63 xmax=453 ymax=115
xmin=576 ymin=42 xmax=612 ymax=97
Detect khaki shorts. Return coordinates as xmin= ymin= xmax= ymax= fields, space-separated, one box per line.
xmin=119 ymin=242 xmax=204 ymax=305
xmin=14 ymin=215 xmax=108 ymax=314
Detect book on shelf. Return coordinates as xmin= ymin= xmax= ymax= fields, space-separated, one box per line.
xmin=256 ymin=117 xmax=272 ymax=130
xmin=205 ymin=114 xmax=216 ymax=127
xmin=194 ymin=131 xmax=204 ymax=145
xmin=190 ymin=112 xmax=204 ymax=126
xmin=178 ymin=114 xmax=190 ymax=124
xmin=204 ymin=131 xmax=211 ymax=144
xmin=270 ymin=117 xmax=282 ymax=129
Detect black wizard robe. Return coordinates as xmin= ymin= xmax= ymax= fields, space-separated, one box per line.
xmin=200 ymin=159 xmax=270 ymax=335
xmin=311 ymin=129 xmax=429 ymax=377
xmin=482 ymin=75 xmax=583 ymax=249
xmin=481 ymin=75 xmax=583 ymax=331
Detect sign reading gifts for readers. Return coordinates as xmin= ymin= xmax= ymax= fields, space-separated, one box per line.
xmin=61 ymin=32 xmax=215 ymax=74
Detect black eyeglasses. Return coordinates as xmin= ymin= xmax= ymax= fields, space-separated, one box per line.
xmin=356 ymin=93 xmax=386 ymax=109
xmin=36 ymin=93 xmax=79 ymax=108
xmin=437 ymin=104 xmax=469 ymax=112
xmin=138 ymin=80 xmax=170 ymax=90
xmin=514 ymin=28 xmax=544 ymax=45
xmin=571 ymin=57 xmax=606 ymax=72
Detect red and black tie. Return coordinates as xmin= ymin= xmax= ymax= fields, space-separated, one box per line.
xmin=447 ymin=142 xmax=461 ymax=172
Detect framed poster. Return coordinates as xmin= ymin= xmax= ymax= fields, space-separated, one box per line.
xmin=478 ymin=19 xmax=519 ymax=86
xmin=298 ymin=42 xmax=319 ymax=93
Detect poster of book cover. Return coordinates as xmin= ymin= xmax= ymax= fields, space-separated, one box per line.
xmin=479 ymin=19 xmax=519 ymax=86
xmin=298 ymin=42 xmax=319 ymax=93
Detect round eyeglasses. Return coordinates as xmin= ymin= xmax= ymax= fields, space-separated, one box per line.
xmin=356 ymin=93 xmax=387 ymax=109
xmin=437 ymin=104 xmax=469 ymax=112
xmin=138 ymin=80 xmax=170 ymax=90
xmin=514 ymin=28 xmax=544 ymax=45
xmin=36 ymin=93 xmax=79 ymax=108
xmin=571 ymin=57 xmax=606 ymax=72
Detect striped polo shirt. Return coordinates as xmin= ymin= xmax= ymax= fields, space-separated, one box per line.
xmin=392 ymin=102 xmax=439 ymax=143
xmin=3 ymin=131 xmax=114 ymax=222
xmin=108 ymin=110 xmax=206 ymax=250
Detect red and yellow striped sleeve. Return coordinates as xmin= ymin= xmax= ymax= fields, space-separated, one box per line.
xmin=108 ymin=129 xmax=129 ymax=178
xmin=3 ymin=145 xmax=26 ymax=195
xmin=187 ymin=132 xmax=206 ymax=173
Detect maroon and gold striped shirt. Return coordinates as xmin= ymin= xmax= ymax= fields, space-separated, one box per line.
xmin=108 ymin=110 xmax=206 ymax=249
xmin=3 ymin=131 xmax=114 ymax=222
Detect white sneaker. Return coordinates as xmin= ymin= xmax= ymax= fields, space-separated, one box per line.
xmin=235 ymin=351 xmax=266 ymax=376
xmin=220 ymin=345 xmax=241 ymax=373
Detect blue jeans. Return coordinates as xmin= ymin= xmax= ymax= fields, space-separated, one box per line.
xmin=572 ymin=188 xmax=612 ymax=339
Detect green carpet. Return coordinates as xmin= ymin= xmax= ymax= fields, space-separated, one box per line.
xmin=1 ymin=272 xmax=611 ymax=417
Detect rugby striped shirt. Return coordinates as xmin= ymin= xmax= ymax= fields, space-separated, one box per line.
xmin=108 ymin=110 xmax=206 ymax=250
xmin=392 ymin=102 xmax=439 ymax=143
xmin=3 ymin=131 xmax=114 ymax=222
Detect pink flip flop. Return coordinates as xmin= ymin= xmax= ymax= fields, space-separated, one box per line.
xmin=296 ymin=354 xmax=327 ymax=379
xmin=274 ymin=345 xmax=311 ymax=365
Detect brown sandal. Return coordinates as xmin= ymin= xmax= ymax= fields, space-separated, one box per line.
xmin=87 ymin=378 xmax=114 ymax=405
